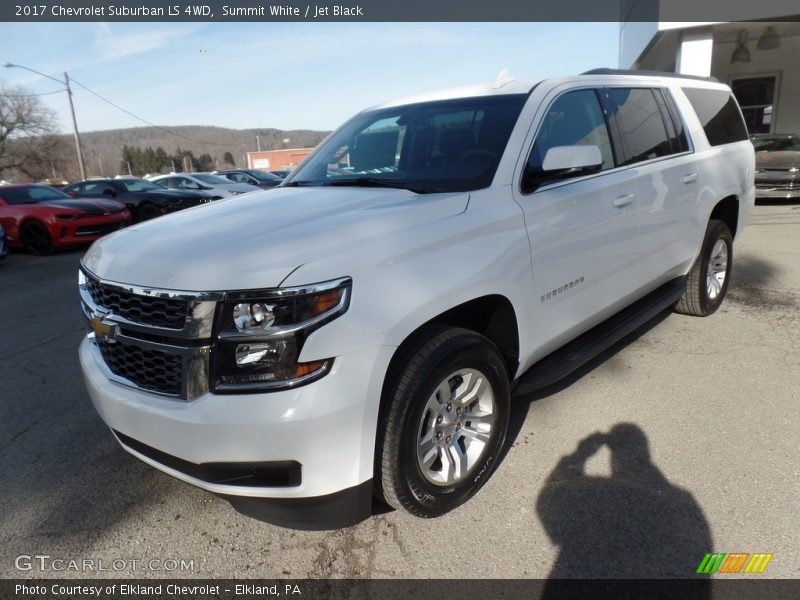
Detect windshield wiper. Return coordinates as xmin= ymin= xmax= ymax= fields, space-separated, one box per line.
xmin=323 ymin=177 xmax=439 ymax=194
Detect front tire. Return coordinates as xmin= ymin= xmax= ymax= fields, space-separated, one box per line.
xmin=22 ymin=221 xmax=53 ymax=255
xmin=675 ymin=219 xmax=733 ymax=316
xmin=376 ymin=326 xmax=510 ymax=517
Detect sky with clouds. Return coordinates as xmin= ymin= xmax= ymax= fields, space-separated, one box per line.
xmin=0 ymin=22 xmax=620 ymax=134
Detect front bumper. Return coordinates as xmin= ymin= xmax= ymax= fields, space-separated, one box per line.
xmin=755 ymin=186 xmax=800 ymax=200
xmin=55 ymin=213 xmax=130 ymax=247
xmin=79 ymin=337 xmax=394 ymax=528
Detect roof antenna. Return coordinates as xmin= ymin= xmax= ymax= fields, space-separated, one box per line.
xmin=494 ymin=69 xmax=516 ymax=88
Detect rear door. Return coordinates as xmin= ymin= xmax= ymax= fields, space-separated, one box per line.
xmin=603 ymin=86 xmax=700 ymax=283
xmin=512 ymin=87 xmax=642 ymax=358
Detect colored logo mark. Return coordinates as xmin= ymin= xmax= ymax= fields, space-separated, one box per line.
xmin=696 ymin=552 xmax=773 ymax=574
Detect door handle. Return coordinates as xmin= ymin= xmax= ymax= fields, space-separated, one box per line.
xmin=681 ymin=173 xmax=699 ymax=184
xmin=613 ymin=193 xmax=635 ymax=208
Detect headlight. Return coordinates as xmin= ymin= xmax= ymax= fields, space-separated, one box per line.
xmin=211 ymin=277 xmax=351 ymax=392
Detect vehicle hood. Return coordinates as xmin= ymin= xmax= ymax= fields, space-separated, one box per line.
xmin=41 ymin=198 xmax=125 ymax=214
xmin=82 ymin=186 xmax=469 ymax=290
xmin=756 ymin=151 xmax=800 ymax=170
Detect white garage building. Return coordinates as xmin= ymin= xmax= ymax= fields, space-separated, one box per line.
xmin=620 ymin=17 xmax=800 ymax=134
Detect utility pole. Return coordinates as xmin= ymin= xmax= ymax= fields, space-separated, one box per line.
xmin=2 ymin=63 xmax=86 ymax=180
xmin=256 ymin=135 xmax=261 ymax=152
xmin=63 ymin=73 xmax=86 ymax=180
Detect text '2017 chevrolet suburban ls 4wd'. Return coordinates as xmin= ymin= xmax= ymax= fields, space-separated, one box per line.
xmin=79 ymin=71 xmax=754 ymax=529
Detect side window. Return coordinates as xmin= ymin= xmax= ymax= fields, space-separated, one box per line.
xmin=83 ymin=182 xmax=110 ymax=195
xmin=522 ymin=89 xmax=614 ymax=194
xmin=658 ymin=89 xmax=690 ymax=153
xmin=183 ymin=178 xmax=201 ymax=190
xmin=681 ymin=87 xmax=749 ymax=146
xmin=231 ymin=173 xmax=253 ymax=184
xmin=160 ymin=178 xmax=177 ymax=189
xmin=607 ymin=88 xmax=672 ymax=166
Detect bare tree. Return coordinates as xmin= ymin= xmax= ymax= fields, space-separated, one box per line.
xmin=0 ymin=84 xmax=61 ymax=180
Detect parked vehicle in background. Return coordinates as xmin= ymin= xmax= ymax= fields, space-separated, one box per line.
xmin=63 ymin=178 xmax=219 ymax=222
xmin=79 ymin=71 xmax=754 ymax=529
xmin=751 ymin=133 xmax=800 ymax=200
xmin=0 ymin=184 xmax=129 ymax=255
xmin=149 ymin=173 xmax=260 ymax=197
xmin=0 ymin=225 xmax=8 ymax=260
xmin=270 ymin=170 xmax=293 ymax=179
xmin=213 ymin=169 xmax=283 ymax=189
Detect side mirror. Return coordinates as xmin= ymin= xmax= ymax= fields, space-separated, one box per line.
xmin=542 ymin=145 xmax=603 ymax=172
xmin=522 ymin=144 xmax=604 ymax=194
xmin=67 ymin=191 xmax=77 ymax=198
xmin=102 ymin=188 xmax=116 ymax=197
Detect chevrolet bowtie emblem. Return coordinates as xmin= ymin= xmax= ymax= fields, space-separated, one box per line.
xmin=90 ymin=313 xmax=118 ymax=343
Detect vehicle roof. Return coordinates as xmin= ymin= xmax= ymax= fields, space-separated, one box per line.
xmin=373 ymin=70 xmax=730 ymax=110
xmin=374 ymin=79 xmax=539 ymax=109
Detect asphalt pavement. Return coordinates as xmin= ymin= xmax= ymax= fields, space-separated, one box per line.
xmin=1 ymin=202 xmax=798 ymax=579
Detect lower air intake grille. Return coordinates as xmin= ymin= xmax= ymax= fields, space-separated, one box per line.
xmin=113 ymin=430 xmax=302 ymax=487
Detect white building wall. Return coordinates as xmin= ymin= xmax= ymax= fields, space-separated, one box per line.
xmin=711 ymin=32 xmax=800 ymax=134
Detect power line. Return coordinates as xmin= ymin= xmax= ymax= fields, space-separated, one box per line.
xmin=68 ymin=77 xmax=243 ymax=147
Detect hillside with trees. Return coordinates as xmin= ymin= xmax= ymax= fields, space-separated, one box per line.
xmin=0 ymin=88 xmax=329 ymax=183
xmin=82 ymin=125 xmax=329 ymax=179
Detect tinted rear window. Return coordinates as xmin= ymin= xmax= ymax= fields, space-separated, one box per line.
xmin=607 ymin=88 xmax=672 ymax=166
xmin=682 ymin=88 xmax=748 ymax=146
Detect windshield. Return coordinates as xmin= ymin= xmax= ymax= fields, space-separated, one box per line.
xmin=0 ymin=186 xmax=71 ymax=205
xmin=193 ymin=173 xmax=233 ymax=185
xmin=752 ymin=136 xmax=800 ymax=152
xmin=117 ymin=179 xmax=164 ymax=192
xmin=286 ymin=95 xmax=527 ymax=193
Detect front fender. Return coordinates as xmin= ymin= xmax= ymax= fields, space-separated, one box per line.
xmin=284 ymin=190 xmax=534 ymax=374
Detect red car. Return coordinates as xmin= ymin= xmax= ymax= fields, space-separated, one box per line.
xmin=0 ymin=184 xmax=131 ymax=255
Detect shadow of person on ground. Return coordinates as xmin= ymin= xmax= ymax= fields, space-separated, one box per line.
xmin=536 ymin=424 xmax=712 ymax=596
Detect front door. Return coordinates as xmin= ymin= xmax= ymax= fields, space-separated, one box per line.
xmin=512 ymin=87 xmax=641 ymax=361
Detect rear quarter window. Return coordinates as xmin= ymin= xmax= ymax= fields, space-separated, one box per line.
xmin=682 ymin=88 xmax=749 ymax=147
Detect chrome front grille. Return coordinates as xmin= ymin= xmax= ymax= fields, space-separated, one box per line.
xmin=85 ymin=277 xmax=190 ymax=329
xmin=80 ymin=268 xmax=223 ymax=400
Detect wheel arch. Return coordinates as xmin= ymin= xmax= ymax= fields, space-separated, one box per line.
xmin=385 ymin=294 xmax=520 ymax=385
xmin=709 ymin=195 xmax=739 ymax=238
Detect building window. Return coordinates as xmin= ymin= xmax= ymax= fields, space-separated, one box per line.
xmin=731 ymin=76 xmax=776 ymax=134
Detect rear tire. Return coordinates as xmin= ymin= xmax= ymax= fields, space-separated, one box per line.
xmin=22 ymin=221 xmax=53 ymax=256
xmin=376 ymin=326 xmax=510 ymax=517
xmin=675 ymin=219 xmax=733 ymax=317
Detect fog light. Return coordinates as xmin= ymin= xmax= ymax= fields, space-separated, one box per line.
xmin=235 ymin=341 xmax=284 ymax=366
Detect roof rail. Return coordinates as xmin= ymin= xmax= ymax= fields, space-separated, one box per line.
xmin=581 ymin=68 xmax=719 ymax=83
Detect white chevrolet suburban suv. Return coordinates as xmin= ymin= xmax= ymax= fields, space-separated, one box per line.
xmin=79 ymin=70 xmax=754 ymax=529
